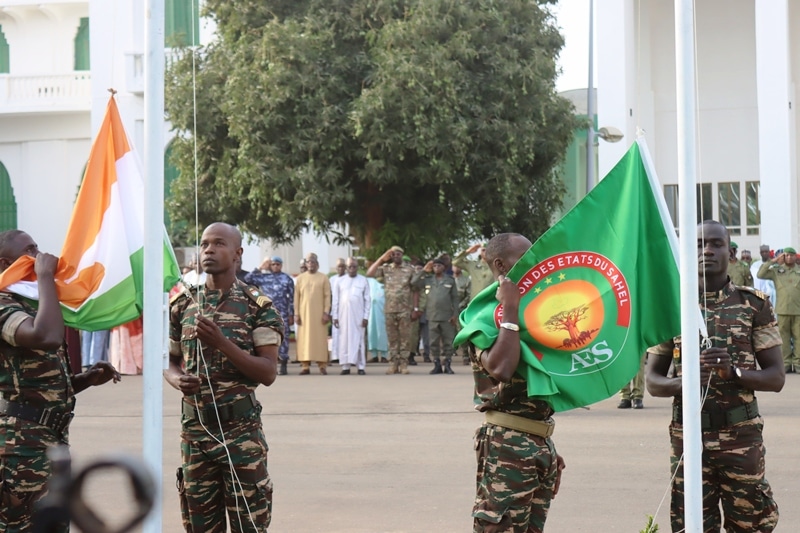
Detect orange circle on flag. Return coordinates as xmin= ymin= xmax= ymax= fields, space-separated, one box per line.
xmin=523 ymin=280 xmax=605 ymax=351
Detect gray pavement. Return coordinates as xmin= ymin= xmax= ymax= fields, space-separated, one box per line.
xmin=67 ymin=361 xmax=800 ymax=532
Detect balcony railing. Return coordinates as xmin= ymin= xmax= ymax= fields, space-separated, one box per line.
xmin=0 ymin=73 xmax=91 ymax=114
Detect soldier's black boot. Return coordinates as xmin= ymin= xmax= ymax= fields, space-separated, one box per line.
xmin=408 ymin=353 xmax=418 ymax=366
xmin=443 ymin=358 xmax=454 ymax=374
xmin=423 ymin=354 xmax=432 ymax=363
xmin=429 ymin=359 xmax=443 ymax=374
xmin=279 ymin=360 xmax=288 ymax=376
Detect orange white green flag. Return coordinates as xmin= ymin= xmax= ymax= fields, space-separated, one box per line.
xmin=0 ymin=96 xmax=181 ymax=330
xmin=454 ymin=138 xmax=681 ymax=412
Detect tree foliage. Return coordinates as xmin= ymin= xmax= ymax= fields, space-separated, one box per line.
xmin=165 ymin=0 xmax=577 ymax=259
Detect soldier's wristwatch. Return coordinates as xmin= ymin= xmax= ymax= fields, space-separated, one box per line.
xmin=731 ymin=365 xmax=742 ymax=380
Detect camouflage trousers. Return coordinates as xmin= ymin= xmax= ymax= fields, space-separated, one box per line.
xmin=669 ymin=420 xmax=778 ymax=532
xmin=0 ymin=448 xmax=67 ymax=533
xmin=278 ymin=320 xmax=291 ymax=361
xmin=385 ymin=312 xmax=411 ymax=365
xmin=178 ymin=425 xmax=273 ymax=533
xmin=429 ymin=320 xmax=455 ymax=360
xmin=473 ymin=423 xmax=559 ymax=533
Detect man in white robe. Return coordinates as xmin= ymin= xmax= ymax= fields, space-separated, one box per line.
xmin=329 ymin=258 xmax=347 ymax=364
xmin=332 ymin=258 xmax=371 ymax=375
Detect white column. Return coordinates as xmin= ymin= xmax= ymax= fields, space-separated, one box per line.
xmin=596 ymin=0 xmax=635 ymax=177
xmin=755 ymin=0 xmax=796 ymax=249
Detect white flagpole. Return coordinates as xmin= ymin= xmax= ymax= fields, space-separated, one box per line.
xmin=143 ymin=0 xmax=165 ymax=530
xmin=585 ymin=0 xmax=596 ymax=193
xmin=674 ymin=0 xmax=703 ymax=531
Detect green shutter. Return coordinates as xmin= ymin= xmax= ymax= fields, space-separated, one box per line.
xmin=166 ymin=0 xmax=200 ymax=47
xmin=0 ymin=26 xmax=9 ymax=74
xmin=74 ymin=17 xmax=90 ymax=71
xmin=0 ymin=163 xmax=18 ymax=232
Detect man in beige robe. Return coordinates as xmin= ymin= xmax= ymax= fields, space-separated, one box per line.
xmin=294 ymin=253 xmax=332 ymax=374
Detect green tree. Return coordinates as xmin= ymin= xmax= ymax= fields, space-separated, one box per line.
xmin=166 ymin=0 xmax=577 ymax=258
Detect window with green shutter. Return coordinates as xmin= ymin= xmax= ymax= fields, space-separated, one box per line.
xmin=0 ymin=163 xmax=18 ymax=232
xmin=0 ymin=26 xmax=9 ymax=74
xmin=166 ymin=0 xmax=199 ymax=47
xmin=74 ymin=17 xmax=90 ymax=71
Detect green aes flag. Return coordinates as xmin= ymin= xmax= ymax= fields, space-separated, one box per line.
xmin=455 ymin=139 xmax=680 ymax=411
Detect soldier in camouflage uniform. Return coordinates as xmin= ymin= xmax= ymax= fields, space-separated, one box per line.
xmin=412 ymin=258 xmax=460 ymax=374
xmin=166 ymin=223 xmax=284 ymax=533
xmin=458 ymin=233 xmax=565 ymax=533
xmin=0 ymin=230 xmax=119 ymax=533
xmin=757 ymin=246 xmax=800 ymax=373
xmin=726 ymin=242 xmax=753 ymax=287
xmin=646 ymin=221 xmax=784 ymax=533
xmin=366 ymin=245 xmax=417 ymax=374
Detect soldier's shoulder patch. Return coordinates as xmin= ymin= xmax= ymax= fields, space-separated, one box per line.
xmin=738 ymin=285 xmax=768 ymax=300
xmin=244 ymin=284 xmax=273 ymax=307
xmin=169 ymin=284 xmax=193 ymax=305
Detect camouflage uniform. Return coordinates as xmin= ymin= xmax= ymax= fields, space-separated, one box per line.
xmin=727 ymin=260 xmax=753 ymax=287
xmin=412 ymin=272 xmax=459 ymax=365
xmin=469 ymin=346 xmax=559 ymax=532
xmin=373 ymin=262 xmax=416 ymax=373
xmin=648 ymin=281 xmax=781 ymax=533
xmin=757 ymin=261 xmax=800 ymax=370
xmin=0 ymin=292 xmax=74 ymax=533
xmin=243 ymin=270 xmax=294 ymax=361
xmin=170 ymin=280 xmax=284 ymax=533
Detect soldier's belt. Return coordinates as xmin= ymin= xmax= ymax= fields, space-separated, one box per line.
xmin=485 ymin=410 xmax=555 ymax=438
xmin=182 ymin=392 xmax=258 ymax=425
xmin=672 ymin=399 xmax=759 ymax=430
xmin=0 ymin=398 xmax=73 ymax=436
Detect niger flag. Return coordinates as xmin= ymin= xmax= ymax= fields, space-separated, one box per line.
xmin=0 ymin=96 xmax=181 ymax=330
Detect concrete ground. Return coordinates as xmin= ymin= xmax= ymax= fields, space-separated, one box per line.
xmin=67 ymin=359 xmax=800 ymax=532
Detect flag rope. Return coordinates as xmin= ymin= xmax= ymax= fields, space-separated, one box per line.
xmin=181 ymin=6 xmax=260 ymax=529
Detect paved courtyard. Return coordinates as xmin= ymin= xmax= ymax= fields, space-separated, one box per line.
xmin=67 ymin=360 xmax=800 ymax=532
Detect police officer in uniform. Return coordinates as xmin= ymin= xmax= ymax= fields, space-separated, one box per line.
xmin=165 ymin=223 xmax=284 ymax=532
xmin=757 ymin=246 xmax=800 ymax=373
xmin=647 ymin=220 xmax=784 ymax=532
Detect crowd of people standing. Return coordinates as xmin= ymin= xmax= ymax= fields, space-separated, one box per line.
xmin=229 ymin=244 xmax=493 ymax=376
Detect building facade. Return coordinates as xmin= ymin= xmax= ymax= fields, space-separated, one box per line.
xmin=0 ymin=0 xmax=350 ymax=271
xmin=596 ymin=0 xmax=800 ymax=252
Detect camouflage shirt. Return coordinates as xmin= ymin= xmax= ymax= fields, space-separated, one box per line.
xmin=0 ymin=292 xmax=74 ymax=448
xmin=373 ymin=262 xmax=416 ymax=314
xmin=648 ymin=281 xmax=781 ymax=412
xmin=469 ymin=346 xmax=554 ymax=422
xmin=169 ymin=281 xmax=284 ymax=432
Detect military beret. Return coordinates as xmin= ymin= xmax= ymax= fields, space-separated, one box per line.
xmin=432 ymin=257 xmax=446 ymax=265
xmin=271 ymin=256 xmax=283 ymax=264
xmin=730 ymin=242 xmax=738 ymax=249
xmin=784 ymin=246 xmax=797 ymax=254
xmin=390 ymin=245 xmax=404 ymax=253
